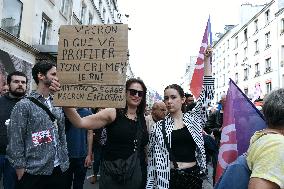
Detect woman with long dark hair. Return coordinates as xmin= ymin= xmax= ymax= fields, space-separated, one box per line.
xmin=147 ymin=47 xmax=214 ymax=189
xmin=63 ymin=78 xmax=149 ymax=189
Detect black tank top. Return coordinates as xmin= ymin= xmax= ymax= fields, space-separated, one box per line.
xmin=103 ymin=110 xmax=148 ymax=161
xmin=171 ymin=126 xmax=196 ymax=162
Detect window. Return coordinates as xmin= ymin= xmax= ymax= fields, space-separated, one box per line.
xmin=254 ymin=19 xmax=258 ymax=33
xmin=243 ymin=47 xmax=248 ymax=61
xmin=223 ymin=74 xmax=225 ymax=86
xmin=235 ymin=73 xmax=239 ymax=83
xmin=60 ymin=0 xmax=70 ymax=16
xmin=244 ymin=28 xmax=248 ymax=41
xmin=255 ymin=63 xmax=260 ymax=77
xmin=254 ymin=40 xmax=259 ymax=54
xmin=227 ymin=55 xmax=230 ymax=67
xmin=235 ymin=36 xmax=238 ymax=49
xmin=244 ymin=88 xmax=248 ymax=96
xmin=39 ymin=14 xmax=51 ymax=45
xmin=235 ymin=53 xmax=238 ymax=66
xmin=227 ymin=39 xmax=230 ymax=49
xmin=88 ymin=13 xmax=93 ymax=24
xmin=282 ymin=46 xmax=284 ymax=66
xmin=281 ymin=18 xmax=284 ymax=33
xmin=99 ymin=0 xmax=102 ymax=12
xmin=282 ymin=74 xmax=284 ymax=88
xmin=103 ymin=8 xmax=106 ymax=22
xmin=81 ymin=3 xmax=87 ymax=24
xmin=265 ymin=32 xmax=271 ymax=48
xmin=265 ymin=9 xmax=270 ymax=25
xmin=244 ymin=68 xmax=249 ymax=80
xmin=1 ymin=0 xmax=23 ymax=37
xmin=265 ymin=58 xmax=271 ymax=72
xmin=216 ymin=78 xmax=219 ymax=88
xmin=223 ymin=58 xmax=226 ymax=69
xmin=266 ymin=82 xmax=272 ymax=94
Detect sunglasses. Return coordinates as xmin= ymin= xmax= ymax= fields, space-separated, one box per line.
xmin=127 ymin=89 xmax=144 ymax=97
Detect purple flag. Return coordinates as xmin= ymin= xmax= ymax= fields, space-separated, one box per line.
xmin=216 ymin=79 xmax=266 ymax=181
xmin=231 ymin=79 xmax=266 ymax=154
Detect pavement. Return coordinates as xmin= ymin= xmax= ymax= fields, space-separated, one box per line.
xmin=202 ymin=163 xmax=214 ymax=189
xmin=83 ymin=168 xmax=99 ymax=189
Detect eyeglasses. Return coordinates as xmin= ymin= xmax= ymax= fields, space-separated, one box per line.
xmin=127 ymin=89 xmax=144 ymax=97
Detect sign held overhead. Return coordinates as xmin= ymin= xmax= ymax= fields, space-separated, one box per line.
xmin=54 ymin=24 xmax=128 ymax=108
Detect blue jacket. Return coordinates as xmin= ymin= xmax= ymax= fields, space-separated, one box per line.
xmin=214 ymin=154 xmax=251 ymax=189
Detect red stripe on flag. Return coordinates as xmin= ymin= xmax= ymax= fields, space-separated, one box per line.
xmin=190 ymin=18 xmax=210 ymax=98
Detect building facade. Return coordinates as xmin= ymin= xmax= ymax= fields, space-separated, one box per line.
xmin=212 ymin=0 xmax=284 ymax=102
xmin=0 ymin=0 xmax=131 ymax=90
xmin=181 ymin=55 xmax=197 ymax=94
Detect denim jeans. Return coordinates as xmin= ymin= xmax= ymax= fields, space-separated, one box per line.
xmin=0 ymin=155 xmax=16 ymax=189
xmin=66 ymin=157 xmax=87 ymax=189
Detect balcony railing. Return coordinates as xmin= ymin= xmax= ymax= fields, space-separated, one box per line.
xmin=265 ymin=67 xmax=272 ymax=73
xmin=254 ymin=71 xmax=260 ymax=77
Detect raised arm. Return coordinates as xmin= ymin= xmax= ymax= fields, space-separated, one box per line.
xmin=188 ymin=46 xmax=214 ymax=129
xmin=63 ymin=107 xmax=116 ymax=130
xmin=192 ymin=46 xmax=214 ymax=111
xmin=204 ymin=46 xmax=212 ymax=77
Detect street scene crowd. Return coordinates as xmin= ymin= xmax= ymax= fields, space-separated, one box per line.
xmin=0 ymin=46 xmax=283 ymax=189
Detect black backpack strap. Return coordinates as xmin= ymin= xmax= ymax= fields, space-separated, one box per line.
xmin=161 ymin=120 xmax=178 ymax=169
xmin=27 ymin=97 xmax=56 ymax=122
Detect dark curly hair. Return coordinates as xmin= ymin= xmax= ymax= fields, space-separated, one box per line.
xmin=32 ymin=60 xmax=55 ymax=84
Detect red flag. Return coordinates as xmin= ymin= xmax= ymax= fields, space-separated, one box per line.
xmin=190 ymin=17 xmax=211 ymax=98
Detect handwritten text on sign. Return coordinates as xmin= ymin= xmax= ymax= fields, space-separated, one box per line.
xmin=54 ymin=24 xmax=128 ymax=108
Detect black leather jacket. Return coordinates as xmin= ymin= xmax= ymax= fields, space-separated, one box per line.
xmin=204 ymin=110 xmax=223 ymax=136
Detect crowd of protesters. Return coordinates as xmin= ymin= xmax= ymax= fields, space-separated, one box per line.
xmin=0 ymin=46 xmax=283 ymax=189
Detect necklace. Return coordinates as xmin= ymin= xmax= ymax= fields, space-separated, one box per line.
xmin=125 ymin=113 xmax=137 ymax=121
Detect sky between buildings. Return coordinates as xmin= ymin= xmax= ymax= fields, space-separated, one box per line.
xmin=118 ymin=0 xmax=269 ymax=95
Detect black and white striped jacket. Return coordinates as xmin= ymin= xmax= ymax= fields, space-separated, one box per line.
xmin=146 ymin=76 xmax=214 ymax=189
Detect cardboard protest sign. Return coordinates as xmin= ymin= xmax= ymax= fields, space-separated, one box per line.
xmin=54 ymin=24 xmax=128 ymax=108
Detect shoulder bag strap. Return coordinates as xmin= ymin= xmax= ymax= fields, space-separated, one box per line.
xmin=135 ymin=115 xmax=143 ymax=152
xmin=161 ymin=120 xmax=178 ymax=169
xmin=27 ymin=97 xmax=56 ymax=122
